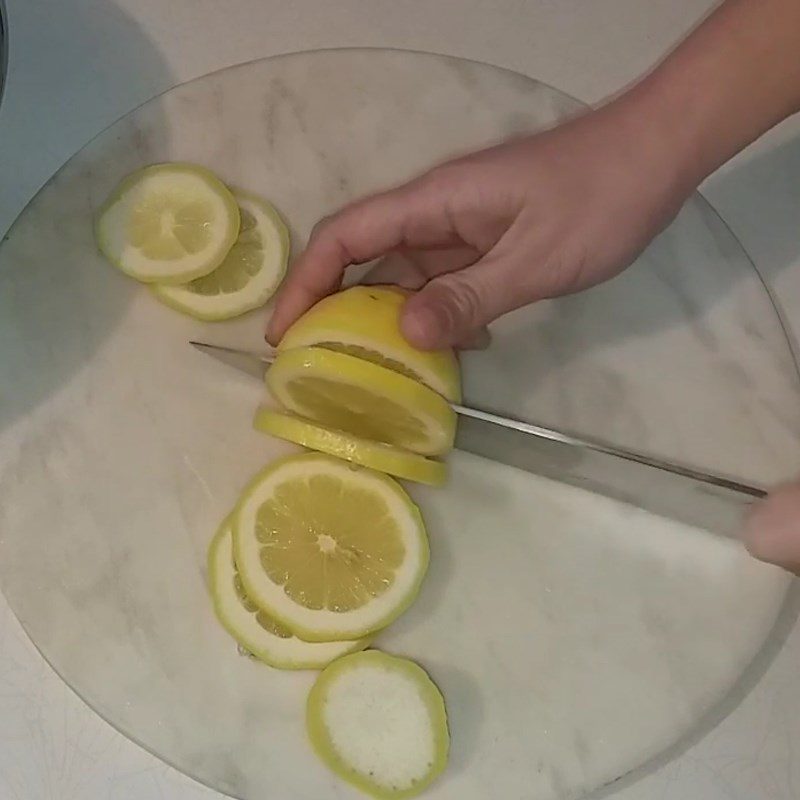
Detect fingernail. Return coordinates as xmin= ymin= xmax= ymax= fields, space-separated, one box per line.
xmin=265 ymin=320 xmax=280 ymax=346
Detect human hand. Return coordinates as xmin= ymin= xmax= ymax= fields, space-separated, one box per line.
xmin=743 ymin=484 xmax=800 ymax=575
xmin=267 ymin=97 xmax=699 ymax=350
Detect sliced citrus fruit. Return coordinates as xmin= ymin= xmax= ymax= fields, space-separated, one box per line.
xmin=277 ymin=285 xmax=462 ymax=402
xmin=152 ymin=189 xmax=289 ymax=320
xmin=208 ymin=518 xmax=369 ymax=670
xmin=253 ymin=407 xmax=447 ymax=487
xmin=307 ymin=650 xmax=449 ymax=799
xmin=95 ymin=162 xmax=240 ymax=284
xmin=232 ymin=453 xmax=429 ymax=642
xmin=266 ymin=347 xmax=456 ymax=457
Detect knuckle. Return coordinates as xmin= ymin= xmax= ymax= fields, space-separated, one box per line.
xmin=420 ymin=164 xmax=461 ymax=195
xmin=308 ymin=217 xmax=331 ymax=245
xmin=436 ymin=275 xmax=484 ymax=332
xmin=309 ymin=215 xmax=334 ymax=241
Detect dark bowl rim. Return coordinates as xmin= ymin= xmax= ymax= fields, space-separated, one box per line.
xmin=0 ymin=0 xmax=7 ymax=109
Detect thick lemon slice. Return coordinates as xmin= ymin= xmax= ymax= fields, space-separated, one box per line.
xmin=95 ymin=162 xmax=240 ymax=284
xmin=208 ymin=519 xmax=368 ymax=670
xmin=267 ymin=347 xmax=456 ymax=457
xmin=307 ymin=650 xmax=449 ymax=799
xmin=277 ymin=286 xmax=462 ymax=402
xmin=152 ymin=190 xmax=289 ymax=320
xmin=232 ymin=453 xmax=429 ymax=642
xmin=253 ymin=408 xmax=447 ymax=487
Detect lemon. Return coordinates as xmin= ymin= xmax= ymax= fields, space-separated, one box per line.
xmin=253 ymin=407 xmax=447 ymax=487
xmin=232 ymin=453 xmax=429 ymax=642
xmin=307 ymin=650 xmax=449 ymax=799
xmin=95 ymin=162 xmax=240 ymax=284
xmin=277 ymin=286 xmax=462 ymax=402
xmin=208 ymin=519 xmax=368 ymax=669
xmin=152 ymin=190 xmax=289 ymax=320
xmin=267 ymin=347 xmax=456 ymax=457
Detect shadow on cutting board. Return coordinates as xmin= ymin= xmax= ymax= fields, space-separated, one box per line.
xmin=0 ymin=0 xmax=172 ymax=436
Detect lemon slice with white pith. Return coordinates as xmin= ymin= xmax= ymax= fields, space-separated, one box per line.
xmin=95 ymin=162 xmax=240 ymax=284
xmin=253 ymin=407 xmax=448 ymax=487
xmin=207 ymin=519 xmax=368 ymax=669
xmin=307 ymin=650 xmax=449 ymax=798
xmin=266 ymin=347 xmax=456 ymax=457
xmin=152 ymin=189 xmax=289 ymax=320
xmin=232 ymin=453 xmax=430 ymax=642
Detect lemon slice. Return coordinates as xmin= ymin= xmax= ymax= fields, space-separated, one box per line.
xmin=267 ymin=347 xmax=456 ymax=457
xmin=95 ymin=162 xmax=240 ymax=284
xmin=253 ymin=407 xmax=447 ymax=487
xmin=152 ymin=190 xmax=289 ymax=320
xmin=307 ymin=651 xmax=449 ymax=799
xmin=232 ymin=453 xmax=429 ymax=642
xmin=277 ymin=286 xmax=462 ymax=402
xmin=208 ymin=519 xmax=368 ymax=669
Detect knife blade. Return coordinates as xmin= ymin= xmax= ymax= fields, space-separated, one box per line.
xmin=190 ymin=340 xmax=766 ymax=537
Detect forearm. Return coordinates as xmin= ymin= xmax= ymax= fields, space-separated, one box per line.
xmin=619 ymin=0 xmax=800 ymax=188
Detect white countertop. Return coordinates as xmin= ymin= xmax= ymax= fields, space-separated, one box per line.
xmin=2 ymin=2 xmax=799 ymax=798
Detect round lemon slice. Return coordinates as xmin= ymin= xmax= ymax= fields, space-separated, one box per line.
xmin=277 ymin=285 xmax=462 ymax=402
xmin=152 ymin=190 xmax=289 ymax=320
xmin=307 ymin=650 xmax=449 ymax=799
xmin=232 ymin=453 xmax=429 ymax=642
xmin=95 ymin=162 xmax=240 ymax=284
xmin=253 ymin=408 xmax=447 ymax=487
xmin=266 ymin=347 xmax=456 ymax=457
xmin=208 ymin=519 xmax=368 ymax=669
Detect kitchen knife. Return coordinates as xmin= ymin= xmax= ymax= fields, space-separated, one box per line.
xmin=190 ymin=340 xmax=766 ymax=538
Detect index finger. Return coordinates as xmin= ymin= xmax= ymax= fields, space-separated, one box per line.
xmin=266 ymin=176 xmax=456 ymax=344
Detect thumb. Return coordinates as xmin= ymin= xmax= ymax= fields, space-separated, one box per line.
xmin=400 ymin=256 xmax=522 ymax=349
xmin=742 ymin=481 xmax=800 ymax=575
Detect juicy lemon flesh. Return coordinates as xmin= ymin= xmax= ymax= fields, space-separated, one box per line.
xmin=317 ymin=342 xmax=425 ymax=384
xmin=255 ymin=473 xmax=406 ymax=613
xmin=185 ymin=207 xmax=263 ymax=296
xmin=278 ymin=285 xmax=463 ymax=403
xmin=232 ymin=571 xmax=294 ymax=639
xmin=129 ymin=192 xmax=216 ymax=260
xmin=252 ymin=408 xmax=448 ymax=487
xmin=285 ymin=376 xmax=428 ymax=450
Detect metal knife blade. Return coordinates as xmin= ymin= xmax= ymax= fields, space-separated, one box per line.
xmin=190 ymin=340 xmax=766 ymax=537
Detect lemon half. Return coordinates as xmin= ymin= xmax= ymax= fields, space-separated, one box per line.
xmin=277 ymin=286 xmax=462 ymax=402
xmin=152 ymin=189 xmax=289 ymax=320
xmin=267 ymin=347 xmax=456 ymax=457
xmin=232 ymin=453 xmax=429 ymax=642
xmin=253 ymin=407 xmax=447 ymax=486
xmin=208 ymin=519 xmax=368 ymax=669
xmin=95 ymin=162 xmax=240 ymax=284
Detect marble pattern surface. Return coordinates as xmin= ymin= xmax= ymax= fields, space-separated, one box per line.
xmin=0 ymin=49 xmax=799 ymax=800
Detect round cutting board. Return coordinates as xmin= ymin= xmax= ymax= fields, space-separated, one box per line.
xmin=0 ymin=49 xmax=798 ymax=800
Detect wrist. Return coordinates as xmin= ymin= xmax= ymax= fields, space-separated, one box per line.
xmin=600 ymin=81 xmax=704 ymax=211
xmin=628 ymin=68 xmax=718 ymax=189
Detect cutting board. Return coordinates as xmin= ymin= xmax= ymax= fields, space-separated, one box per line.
xmin=1 ymin=49 xmax=798 ymax=800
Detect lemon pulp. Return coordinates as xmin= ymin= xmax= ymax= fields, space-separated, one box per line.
xmin=95 ymin=162 xmax=240 ymax=284
xmin=152 ymin=189 xmax=289 ymax=320
xmin=233 ymin=453 xmax=429 ymax=641
xmin=254 ymin=469 xmax=406 ymax=612
xmin=267 ymin=347 xmax=456 ymax=457
xmin=208 ymin=520 xmax=368 ymax=669
xmin=277 ymin=285 xmax=462 ymax=402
